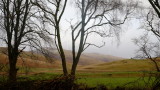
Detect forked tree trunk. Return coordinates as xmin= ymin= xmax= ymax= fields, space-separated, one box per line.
xmin=71 ymin=61 xmax=78 ymax=75
xmin=71 ymin=57 xmax=80 ymax=75
xmin=70 ymin=0 xmax=85 ymax=75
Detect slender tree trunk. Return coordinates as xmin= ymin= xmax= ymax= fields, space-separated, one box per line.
xmin=56 ymin=26 xmax=68 ymax=76
xmin=71 ymin=60 xmax=78 ymax=75
xmin=61 ymin=55 xmax=68 ymax=76
xmin=71 ymin=0 xmax=85 ymax=76
xmin=152 ymin=60 xmax=160 ymax=72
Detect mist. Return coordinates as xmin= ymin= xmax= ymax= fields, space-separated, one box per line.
xmin=60 ymin=0 xmax=151 ymax=58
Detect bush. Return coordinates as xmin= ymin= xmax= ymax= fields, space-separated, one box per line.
xmin=35 ymin=75 xmax=75 ymax=90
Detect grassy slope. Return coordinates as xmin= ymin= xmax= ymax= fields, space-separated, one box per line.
xmin=1 ymin=47 xmax=160 ymax=73
xmin=0 ymin=47 xmax=124 ymax=69
xmin=0 ymin=50 xmax=60 ymax=69
xmin=1 ymin=53 xmax=160 ymax=73
xmin=57 ymin=50 xmax=124 ymax=65
xmin=80 ymin=59 xmax=160 ymax=72
xmin=1 ymin=47 xmax=159 ymax=89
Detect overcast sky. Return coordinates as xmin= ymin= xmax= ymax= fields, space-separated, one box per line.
xmin=60 ymin=0 xmax=155 ymax=58
xmin=0 ymin=0 xmax=154 ymax=59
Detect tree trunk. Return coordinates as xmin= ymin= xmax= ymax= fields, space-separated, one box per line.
xmin=9 ymin=62 xmax=18 ymax=82
xmin=152 ymin=60 xmax=160 ymax=72
xmin=61 ymin=56 xmax=68 ymax=76
xmin=71 ymin=58 xmax=79 ymax=75
xmin=8 ymin=56 xmax=18 ymax=82
xmin=56 ymin=26 xmax=68 ymax=76
xmin=71 ymin=65 xmax=77 ymax=75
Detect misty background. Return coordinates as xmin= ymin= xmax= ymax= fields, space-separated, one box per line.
xmin=0 ymin=0 xmax=155 ymax=58
xmin=57 ymin=0 xmax=154 ymax=58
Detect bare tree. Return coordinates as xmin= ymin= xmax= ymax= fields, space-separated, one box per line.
xmin=70 ymin=0 xmax=137 ymax=75
xmin=31 ymin=0 xmax=137 ymax=76
xmin=0 ymin=0 xmax=32 ymax=81
xmin=140 ymin=9 xmax=160 ymax=41
xmin=135 ymin=1 xmax=160 ymax=72
xmin=0 ymin=0 xmax=48 ymax=81
xmin=133 ymin=33 xmax=160 ymax=72
xmin=32 ymin=0 xmax=68 ymax=76
xmin=143 ymin=1 xmax=160 ymax=39
xmin=137 ymin=5 xmax=160 ymax=72
xmin=136 ymin=3 xmax=160 ymax=89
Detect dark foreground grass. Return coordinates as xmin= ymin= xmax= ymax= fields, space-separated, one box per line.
xmin=19 ymin=73 xmax=60 ymax=81
xmin=0 ymin=72 xmax=159 ymax=89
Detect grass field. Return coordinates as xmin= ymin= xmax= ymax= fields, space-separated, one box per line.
xmin=0 ymin=50 xmax=160 ymax=89
xmin=0 ymin=71 xmax=158 ymax=89
xmin=76 ymin=77 xmax=154 ymax=89
xmin=75 ymin=72 xmax=158 ymax=89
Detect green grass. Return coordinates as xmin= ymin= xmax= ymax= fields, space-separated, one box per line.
xmin=20 ymin=73 xmax=58 ymax=80
xmin=76 ymin=77 xmax=155 ymax=89
xmin=0 ymin=73 xmax=60 ymax=82
xmin=75 ymin=71 xmax=159 ymax=89
xmin=76 ymin=71 xmax=158 ymax=78
xmin=0 ymin=72 xmax=159 ymax=89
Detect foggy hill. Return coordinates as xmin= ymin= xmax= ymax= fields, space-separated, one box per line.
xmin=80 ymin=59 xmax=160 ymax=72
xmin=54 ymin=49 xmax=125 ymax=65
xmin=0 ymin=47 xmax=124 ymax=67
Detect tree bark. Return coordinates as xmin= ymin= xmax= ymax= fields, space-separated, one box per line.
xmin=9 ymin=60 xmax=18 ymax=82
xmin=61 ymin=55 xmax=68 ymax=76
xmin=56 ymin=25 xmax=68 ymax=76
xmin=71 ymin=0 xmax=85 ymax=76
xmin=71 ymin=60 xmax=78 ymax=75
xmin=8 ymin=54 xmax=18 ymax=82
xmin=148 ymin=0 xmax=160 ymax=18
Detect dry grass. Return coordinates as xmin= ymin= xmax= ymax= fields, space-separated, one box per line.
xmin=62 ymin=50 xmax=124 ymax=65
xmin=80 ymin=59 xmax=160 ymax=72
xmin=0 ymin=51 xmax=60 ymax=69
xmin=1 ymin=47 xmax=160 ymax=74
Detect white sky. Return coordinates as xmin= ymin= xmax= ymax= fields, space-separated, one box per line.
xmin=60 ymin=0 xmax=155 ymax=58
xmin=0 ymin=0 xmax=154 ymax=58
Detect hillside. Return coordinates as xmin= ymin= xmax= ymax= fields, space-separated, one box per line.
xmin=55 ymin=50 xmax=124 ymax=65
xmin=0 ymin=47 xmax=123 ymax=68
xmin=1 ymin=47 xmax=160 ymax=73
xmin=80 ymin=59 xmax=160 ymax=72
xmin=0 ymin=47 xmax=60 ymax=68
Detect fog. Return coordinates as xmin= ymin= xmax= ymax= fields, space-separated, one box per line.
xmin=60 ymin=0 xmax=152 ymax=58
xmin=61 ymin=19 xmax=145 ymax=58
xmin=0 ymin=0 xmax=155 ymax=58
